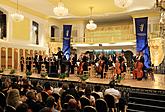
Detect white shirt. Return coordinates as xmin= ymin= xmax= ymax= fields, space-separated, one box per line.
xmin=104 ymin=88 xmax=121 ymax=103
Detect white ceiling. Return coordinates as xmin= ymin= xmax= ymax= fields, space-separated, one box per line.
xmin=10 ymin=0 xmax=156 ymax=20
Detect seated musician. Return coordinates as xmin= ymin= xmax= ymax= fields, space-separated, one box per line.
xmin=77 ymin=53 xmax=88 ymax=75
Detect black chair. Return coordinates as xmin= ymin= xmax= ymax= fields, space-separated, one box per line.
xmin=5 ymin=105 xmax=16 ymax=112
xmin=83 ymin=106 xmax=97 ymax=112
xmin=80 ymin=96 xmax=90 ymax=109
xmin=0 ymin=92 xmax=6 ymax=109
xmin=41 ymin=91 xmax=49 ymax=104
xmin=96 ymin=99 xmax=108 ymax=112
xmin=104 ymin=94 xmax=116 ymax=112
xmin=91 ymin=92 xmax=100 ymax=100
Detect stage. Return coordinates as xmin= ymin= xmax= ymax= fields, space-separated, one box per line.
xmin=2 ymin=70 xmax=165 ymax=90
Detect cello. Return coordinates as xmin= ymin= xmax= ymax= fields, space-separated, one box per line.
xmin=96 ymin=60 xmax=104 ymax=74
xmin=77 ymin=62 xmax=84 ymax=75
xmin=132 ymin=60 xmax=143 ymax=80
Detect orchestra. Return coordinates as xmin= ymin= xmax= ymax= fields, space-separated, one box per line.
xmin=20 ymin=48 xmax=153 ymax=81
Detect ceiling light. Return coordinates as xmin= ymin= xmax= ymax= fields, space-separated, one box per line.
xmin=53 ymin=0 xmax=68 ymax=16
xmin=114 ymin=0 xmax=133 ymax=8
xmin=86 ymin=7 xmax=97 ymax=30
xmin=11 ymin=0 xmax=24 ymax=22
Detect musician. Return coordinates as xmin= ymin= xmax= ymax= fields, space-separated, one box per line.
xmin=70 ymin=54 xmax=77 ymax=74
xmin=20 ymin=56 xmax=24 ymax=72
xmin=26 ymin=54 xmax=32 ymax=72
xmin=34 ymin=53 xmax=39 ymax=72
xmin=108 ymin=55 xmax=114 ymax=68
xmin=96 ymin=53 xmax=108 ymax=79
xmin=56 ymin=47 xmax=63 ymax=73
xmin=38 ymin=54 xmax=43 ymax=74
xmin=44 ymin=55 xmax=49 ymax=73
xmin=120 ymin=52 xmax=127 ymax=74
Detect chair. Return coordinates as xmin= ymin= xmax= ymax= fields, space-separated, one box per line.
xmin=91 ymin=92 xmax=100 ymax=100
xmin=0 ymin=92 xmax=6 ymax=109
xmin=80 ymin=96 xmax=90 ymax=109
xmin=103 ymin=66 xmax=114 ymax=79
xmin=83 ymin=106 xmax=97 ymax=112
xmin=104 ymin=94 xmax=116 ymax=112
xmin=5 ymin=105 xmax=16 ymax=112
xmin=96 ymin=99 xmax=108 ymax=112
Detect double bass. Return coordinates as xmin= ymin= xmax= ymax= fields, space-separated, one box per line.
xmin=132 ymin=60 xmax=143 ymax=79
xmin=77 ymin=62 xmax=84 ymax=75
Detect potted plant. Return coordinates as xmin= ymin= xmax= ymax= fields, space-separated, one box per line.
xmin=26 ymin=71 xmax=32 ymax=77
xmin=59 ymin=73 xmax=67 ymax=79
xmin=0 ymin=68 xmax=4 ymax=74
xmin=10 ymin=69 xmax=16 ymax=74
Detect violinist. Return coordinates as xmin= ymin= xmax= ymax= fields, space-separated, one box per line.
xmin=120 ymin=52 xmax=127 ymax=78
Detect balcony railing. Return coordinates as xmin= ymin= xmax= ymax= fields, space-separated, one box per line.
xmin=50 ymin=34 xmax=136 ymax=44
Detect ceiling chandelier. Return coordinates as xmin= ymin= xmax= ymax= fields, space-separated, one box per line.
xmin=53 ymin=0 xmax=68 ymax=16
xmin=11 ymin=0 xmax=24 ymax=22
xmin=86 ymin=7 xmax=97 ymax=30
xmin=114 ymin=0 xmax=133 ymax=8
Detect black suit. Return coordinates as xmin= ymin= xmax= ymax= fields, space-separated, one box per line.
xmin=26 ymin=56 xmax=32 ymax=72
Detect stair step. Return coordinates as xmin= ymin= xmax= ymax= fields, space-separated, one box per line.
xmin=129 ymin=92 xmax=165 ymax=101
xmin=127 ymin=108 xmax=146 ymax=112
xmin=129 ymin=97 xmax=165 ymax=107
xmin=128 ymin=102 xmax=165 ymax=112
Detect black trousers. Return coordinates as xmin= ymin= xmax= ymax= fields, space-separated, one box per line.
xmin=26 ymin=65 xmax=31 ymax=72
xmin=21 ymin=64 xmax=24 ymax=72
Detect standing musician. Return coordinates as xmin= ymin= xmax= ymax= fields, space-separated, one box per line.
xmin=20 ymin=55 xmax=24 ymax=72
xmin=26 ymin=54 xmax=32 ymax=72
xmin=38 ymin=54 xmax=43 ymax=74
xmin=120 ymin=51 xmax=127 ymax=78
xmin=34 ymin=53 xmax=39 ymax=73
xmin=70 ymin=54 xmax=77 ymax=74
xmin=56 ymin=47 xmax=63 ymax=73
xmin=44 ymin=55 xmax=50 ymax=73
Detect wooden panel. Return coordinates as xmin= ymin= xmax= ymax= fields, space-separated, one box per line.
xmin=25 ymin=49 xmax=28 ymax=58
xmin=1 ymin=47 xmax=6 ymax=68
xmin=30 ymin=50 xmax=33 ymax=57
xmin=8 ymin=48 xmax=12 ymax=68
xmin=14 ymin=48 xmax=18 ymax=69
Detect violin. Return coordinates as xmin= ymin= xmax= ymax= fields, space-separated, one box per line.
xmin=132 ymin=61 xmax=143 ymax=79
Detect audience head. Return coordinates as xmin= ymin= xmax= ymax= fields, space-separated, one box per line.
xmin=68 ymin=99 xmax=77 ymax=109
xmin=39 ymin=107 xmax=51 ymax=112
xmin=109 ymin=81 xmax=115 ymax=88
xmin=16 ymin=103 xmax=28 ymax=112
xmin=44 ymin=82 xmax=51 ymax=90
xmin=85 ymin=86 xmax=92 ymax=97
xmin=46 ymin=96 xmax=56 ymax=108
xmin=94 ymin=85 xmax=101 ymax=92
xmin=6 ymin=89 xmax=20 ymax=108
xmin=26 ymin=90 xmax=36 ymax=100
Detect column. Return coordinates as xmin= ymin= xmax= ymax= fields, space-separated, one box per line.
xmin=6 ymin=47 xmax=8 ymax=69
xmin=18 ymin=48 xmax=20 ymax=71
xmin=12 ymin=48 xmax=14 ymax=69
xmin=0 ymin=47 xmax=1 ymax=68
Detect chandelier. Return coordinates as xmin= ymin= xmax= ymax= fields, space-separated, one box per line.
xmin=86 ymin=7 xmax=97 ymax=30
xmin=11 ymin=0 xmax=24 ymax=22
xmin=53 ymin=0 xmax=68 ymax=16
xmin=114 ymin=0 xmax=133 ymax=8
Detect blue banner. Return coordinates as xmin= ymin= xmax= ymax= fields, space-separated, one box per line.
xmin=135 ymin=17 xmax=151 ymax=68
xmin=62 ymin=25 xmax=72 ymax=60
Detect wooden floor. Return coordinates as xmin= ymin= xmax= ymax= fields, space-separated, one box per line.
xmin=2 ymin=70 xmax=165 ymax=90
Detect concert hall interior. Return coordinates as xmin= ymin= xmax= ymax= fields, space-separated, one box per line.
xmin=0 ymin=0 xmax=165 ymax=112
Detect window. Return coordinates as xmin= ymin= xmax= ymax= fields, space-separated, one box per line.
xmin=0 ymin=10 xmax=7 ymax=39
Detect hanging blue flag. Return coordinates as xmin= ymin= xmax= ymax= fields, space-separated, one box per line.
xmin=135 ymin=17 xmax=151 ymax=68
xmin=62 ymin=25 xmax=72 ymax=60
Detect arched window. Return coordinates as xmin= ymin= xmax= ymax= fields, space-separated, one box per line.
xmin=50 ymin=25 xmax=60 ymax=42
xmin=0 ymin=10 xmax=7 ymax=39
